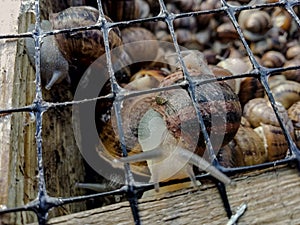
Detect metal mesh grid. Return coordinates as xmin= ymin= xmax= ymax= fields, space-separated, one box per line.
xmin=0 ymin=0 xmax=299 ymax=224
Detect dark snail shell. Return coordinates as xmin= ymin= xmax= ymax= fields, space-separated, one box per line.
xmin=151 ymin=69 xmax=242 ymax=156
xmin=49 ymin=6 xmax=123 ymax=66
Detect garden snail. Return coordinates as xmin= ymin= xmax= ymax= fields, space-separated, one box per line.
xmin=120 ymin=27 xmax=159 ymax=72
xmin=110 ymin=51 xmax=242 ymax=190
xmin=218 ymin=119 xmax=267 ymax=167
xmin=25 ymin=20 xmax=70 ymax=90
xmin=269 ymin=79 xmax=300 ymax=109
xmin=288 ymin=101 xmax=300 ymax=149
xmin=49 ymin=6 xmax=123 ymax=67
xmin=220 ymin=97 xmax=295 ymax=167
xmin=261 ymin=50 xmax=286 ymax=68
xmin=238 ymin=9 xmax=271 ymax=42
xmin=101 ymin=0 xmax=150 ymax=22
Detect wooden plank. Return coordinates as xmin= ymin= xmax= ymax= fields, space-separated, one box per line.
xmin=27 ymin=165 xmax=300 ymax=225
xmin=0 ymin=1 xmax=89 ymax=224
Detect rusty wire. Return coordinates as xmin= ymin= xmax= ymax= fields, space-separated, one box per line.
xmin=0 ymin=0 xmax=300 ymax=224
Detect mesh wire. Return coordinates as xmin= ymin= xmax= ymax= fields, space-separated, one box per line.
xmin=0 ymin=0 xmax=299 ymax=224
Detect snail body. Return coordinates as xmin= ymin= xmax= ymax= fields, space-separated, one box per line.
xmin=25 ymin=20 xmax=70 ymax=90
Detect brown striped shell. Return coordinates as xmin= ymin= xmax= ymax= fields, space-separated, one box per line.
xmin=243 ymin=98 xmax=293 ymax=131
xmin=254 ymin=124 xmax=289 ymax=162
xmin=288 ymin=101 xmax=300 ymax=149
xmin=49 ymin=6 xmax=123 ymax=66
xmin=151 ymin=69 xmax=242 ymax=156
xmin=121 ymin=27 xmax=159 ymax=65
xmin=269 ymin=80 xmax=300 ymax=109
xmin=219 ymin=124 xmax=267 ymax=167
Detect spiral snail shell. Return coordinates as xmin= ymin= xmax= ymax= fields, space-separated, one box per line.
xmin=238 ymin=9 xmax=271 ymax=41
xmin=49 ymin=6 xmax=123 ymax=66
xmin=219 ymin=122 xmax=267 ymax=167
xmin=100 ymin=51 xmax=241 ymax=188
xmin=288 ymin=101 xmax=300 ymax=149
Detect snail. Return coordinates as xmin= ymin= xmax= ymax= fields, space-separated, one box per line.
xmin=286 ymin=44 xmax=300 ymax=60
xmin=238 ymin=77 xmax=264 ymax=107
xmin=272 ymin=7 xmax=292 ymax=32
xmin=218 ymin=121 xmax=267 ymax=167
xmin=120 ymin=27 xmax=159 ymax=71
xmin=216 ymin=22 xmax=239 ymax=42
xmin=101 ymin=0 xmax=149 ymax=21
xmin=243 ymin=98 xmax=294 ymax=132
xmin=254 ymin=124 xmax=290 ymax=162
xmin=282 ymin=58 xmax=300 ymax=82
xmin=25 ymin=20 xmax=70 ymax=90
xmin=123 ymin=69 xmax=167 ymax=90
xmin=109 ymin=51 xmax=242 ymax=190
xmin=261 ymin=50 xmax=286 ymax=68
xmin=49 ymin=6 xmax=123 ymax=67
xmin=269 ymin=79 xmax=300 ymax=109
xmin=238 ymin=9 xmax=271 ymax=41
xmin=288 ymin=101 xmax=300 ymax=149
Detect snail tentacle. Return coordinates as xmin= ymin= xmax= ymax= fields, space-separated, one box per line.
xmin=175 ymin=146 xmax=232 ymax=185
xmin=116 ymin=148 xmax=163 ymax=163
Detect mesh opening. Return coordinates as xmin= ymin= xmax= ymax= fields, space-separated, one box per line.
xmin=0 ymin=0 xmax=299 ymax=224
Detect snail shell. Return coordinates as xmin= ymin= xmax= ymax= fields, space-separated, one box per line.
xmin=151 ymin=69 xmax=242 ymax=156
xmin=49 ymin=6 xmax=122 ymax=66
xmin=272 ymin=8 xmax=292 ymax=31
xmin=288 ymin=101 xmax=300 ymax=149
xmin=269 ymin=80 xmax=300 ymax=109
xmin=238 ymin=10 xmax=271 ymax=41
xmin=120 ymin=27 xmax=159 ymax=66
xmin=102 ymin=0 xmax=140 ymax=21
xmin=254 ymin=124 xmax=289 ymax=162
xmin=286 ymin=45 xmax=300 ymax=60
xmin=283 ymin=58 xmax=300 ymax=82
xmin=25 ymin=20 xmax=70 ymax=90
xmin=216 ymin=22 xmax=239 ymax=42
xmin=243 ymin=98 xmax=294 ymax=134
xmin=123 ymin=69 xmax=166 ymax=90
xmin=261 ymin=50 xmax=286 ymax=68
xmin=219 ymin=124 xmax=267 ymax=167
xmin=238 ymin=77 xmax=264 ymax=107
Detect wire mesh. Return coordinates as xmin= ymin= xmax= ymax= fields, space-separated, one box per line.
xmin=0 ymin=0 xmax=299 ymax=224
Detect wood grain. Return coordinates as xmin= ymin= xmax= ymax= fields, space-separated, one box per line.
xmin=26 ymin=165 xmax=300 ymax=225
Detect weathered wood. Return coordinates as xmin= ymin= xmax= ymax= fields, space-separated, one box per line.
xmin=28 ymin=165 xmax=300 ymax=225
xmin=0 ymin=1 xmax=88 ymax=224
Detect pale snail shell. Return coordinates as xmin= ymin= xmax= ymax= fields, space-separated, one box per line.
xmin=261 ymin=50 xmax=286 ymax=68
xmin=49 ymin=6 xmax=123 ymax=67
xmin=25 ymin=20 xmax=70 ymax=90
xmin=238 ymin=9 xmax=271 ymax=41
xmin=288 ymin=101 xmax=300 ymax=149
xmin=269 ymin=79 xmax=300 ymax=109
xmin=254 ymin=124 xmax=290 ymax=162
xmin=243 ymin=98 xmax=294 ymax=134
xmin=282 ymin=59 xmax=300 ymax=82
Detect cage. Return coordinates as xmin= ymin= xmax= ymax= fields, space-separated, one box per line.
xmin=0 ymin=0 xmax=300 ymax=224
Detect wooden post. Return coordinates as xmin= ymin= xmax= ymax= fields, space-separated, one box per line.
xmin=0 ymin=1 xmax=87 ymax=224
